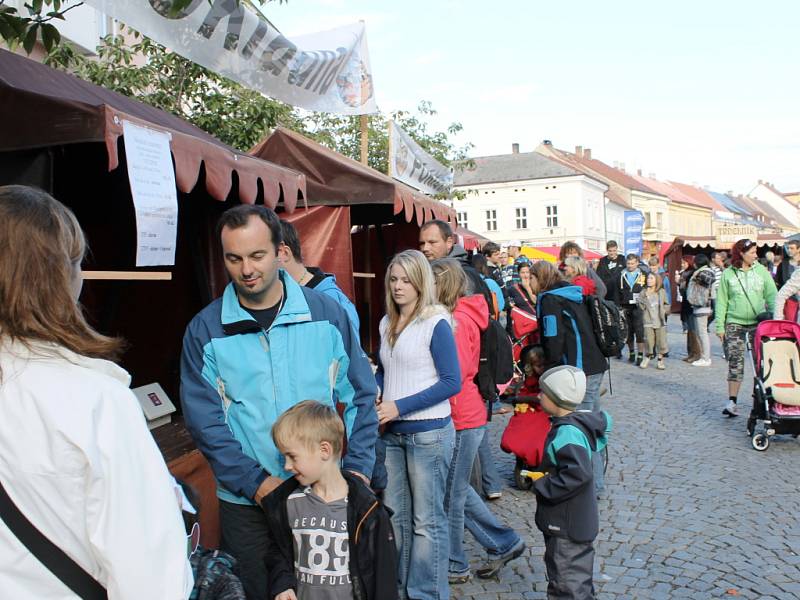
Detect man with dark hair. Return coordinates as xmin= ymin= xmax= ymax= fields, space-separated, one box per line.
xmin=776 ymin=240 xmax=800 ymax=289
xmin=180 ymin=204 xmax=378 ymax=599
xmin=596 ymin=240 xmax=625 ymax=302
xmin=278 ymin=220 xmax=360 ymax=338
xmin=419 ymin=219 xmax=488 ymax=298
xmin=617 ymin=253 xmax=647 ymax=364
xmin=502 ymin=240 xmax=523 ymax=287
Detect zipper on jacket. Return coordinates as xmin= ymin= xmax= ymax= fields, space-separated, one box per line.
xmin=354 ymin=501 xmax=379 ymax=544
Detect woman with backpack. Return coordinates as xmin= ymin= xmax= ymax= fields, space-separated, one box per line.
xmin=677 ymin=256 xmax=701 ymax=362
xmin=686 ymin=254 xmax=716 ymax=367
xmin=715 ymin=239 xmax=777 ymax=417
xmin=532 ymin=261 xmax=608 ymax=493
xmin=432 ymin=259 xmax=524 ymax=584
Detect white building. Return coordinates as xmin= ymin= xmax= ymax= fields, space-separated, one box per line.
xmin=749 ymin=180 xmax=800 ymax=229
xmin=453 ymin=144 xmax=617 ymax=252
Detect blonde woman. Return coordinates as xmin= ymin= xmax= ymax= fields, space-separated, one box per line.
xmin=0 ymin=186 xmax=192 ymax=598
xmin=433 ymin=259 xmax=524 ymax=583
xmin=375 ymin=249 xmax=461 ymax=600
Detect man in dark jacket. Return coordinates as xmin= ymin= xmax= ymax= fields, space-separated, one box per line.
xmin=532 ymin=365 xmax=612 ymax=600
xmin=616 ymin=254 xmax=647 ymax=364
xmin=595 ymin=240 xmax=625 ymax=302
xmin=419 ymin=219 xmax=491 ymax=300
xmin=776 ymin=240 xmax=800 ymax=290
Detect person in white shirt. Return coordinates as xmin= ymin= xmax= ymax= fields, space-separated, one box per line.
xmin=0 ymin=185 xmax=193 ymax=599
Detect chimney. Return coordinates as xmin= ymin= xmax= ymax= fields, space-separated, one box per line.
xmin=758 ymin=179 xmax=763 ymax=184
xmin=649 ymin=172 xmax=656 ymax=179
xmin=620 ymin=162 xmax=626 ymax=173
xmin=584 ymin=148 xmax=592 ymax=160
xmin=727 ymin=190 xmax=734 ymax=196
xmin=512 ymin=143 xmax=520 ymax=154
xmin=637 ymin=169 xmax=643 ymax=176
xmin=575 ymin=145 xmax=583 ymax=158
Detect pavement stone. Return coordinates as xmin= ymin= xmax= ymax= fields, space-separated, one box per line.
xmin=450 ymin=321 xmax=800 ymax=598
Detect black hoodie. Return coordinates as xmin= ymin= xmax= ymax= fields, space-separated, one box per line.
xmin=534 ymin=410 xmax=612 ymax=542
xmin=262 ymin=472 xmax=399 ymax=600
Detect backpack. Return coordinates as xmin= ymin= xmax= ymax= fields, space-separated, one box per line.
xmin=475 ymin=318 xmax=514 ymax=407
xmin=190 ymin=548 xmax=246 ymax=600
xmin=686 ymin=268 xmax=713 ymax=308
xmin=585 ymin=295 xmax=628 ymax=357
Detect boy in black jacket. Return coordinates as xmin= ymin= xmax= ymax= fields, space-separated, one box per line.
xmin=617 ymin=254 xmax=647 ymax=364
xmin=529 ymin=366 xmax=612 ymax=600
xmin=262 ymin=401 xmax=398 ymax=600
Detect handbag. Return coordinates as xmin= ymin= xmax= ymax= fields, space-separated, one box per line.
xmin=0 ymin=477 xmax=107 ymax=599
xmin=733 ymin=270 xmax=771 ymax=323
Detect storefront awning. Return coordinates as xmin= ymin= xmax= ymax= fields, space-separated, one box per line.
xmin=250 ymin=127 xmax=455 ymax=226
xmin=0 ymin=49 xmax=305 ymax=207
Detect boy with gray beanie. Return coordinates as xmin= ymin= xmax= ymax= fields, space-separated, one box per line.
xmin=531 ymin=365 xmax=612 ymax=599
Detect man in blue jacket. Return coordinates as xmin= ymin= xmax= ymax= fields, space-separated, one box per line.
xmin=277 ymin=219 xmax=361 ymax=339
xmin=180 ymin=205 xmax=378 ymax=600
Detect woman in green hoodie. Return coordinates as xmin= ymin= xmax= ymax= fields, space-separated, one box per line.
xmin=715 ymin=239 xmax=777 ymax=417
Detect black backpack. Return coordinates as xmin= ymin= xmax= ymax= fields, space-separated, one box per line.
xmin=475 ymin=318 xmax=514 ymax=405
xmin=585 ymin=295 xmax=628 ymax=357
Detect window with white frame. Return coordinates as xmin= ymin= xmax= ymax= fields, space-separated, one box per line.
xmin=515 ymin=207 xmax=528 ymax=229
xmin=457 ymin=211 xmax=468 ymax=229
xmin=485 ymin=209 xmax=497 ymax=231
xmin=546 ymin=205 xmax=558 ymax=227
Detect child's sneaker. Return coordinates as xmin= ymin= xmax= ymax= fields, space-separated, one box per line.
xmin=639 ymin=356 xmax=650 ymax=369
xmin=657 ymin=358 xmax=665 ymax=370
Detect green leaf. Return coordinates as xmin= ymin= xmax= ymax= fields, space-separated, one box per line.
xmin=46 ymin=10 xmax=66 ymax=20
xmin=41 ymin=22 xmax=59 ymax=52
xmin=22 ymin=22 xmax=38 ymax=54
xmin=31 ymin=0 xmax=43 ymax=14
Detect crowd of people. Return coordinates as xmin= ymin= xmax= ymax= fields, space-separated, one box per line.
xmin=3 ymin=182 xmax=797 ymax=600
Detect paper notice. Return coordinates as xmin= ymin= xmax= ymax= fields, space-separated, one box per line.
xmin=123 ymin=120 xmax=178 ymax=266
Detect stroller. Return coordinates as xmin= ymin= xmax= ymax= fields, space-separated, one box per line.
xmin=746 ymin=319 xmax=800 ymax=451
xmin=508 ymin=306 xmax=539 ymax=374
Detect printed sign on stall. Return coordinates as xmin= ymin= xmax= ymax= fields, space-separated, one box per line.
xmin=122 ymin=120 xmax=179 ymax=266
xmin=623 ymin=210 xmax=645 ymax=257
xmin=389 ymin=121 xmax=453 ymax=196
xmin=82 ymin=0 xmax=377 ymax=115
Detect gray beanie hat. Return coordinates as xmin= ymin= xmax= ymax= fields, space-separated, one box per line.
xmin=539 ymin=365 xmax=586 ymax=410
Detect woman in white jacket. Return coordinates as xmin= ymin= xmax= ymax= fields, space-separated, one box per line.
xmin=0 ymin=186 xmax=193 ymax=599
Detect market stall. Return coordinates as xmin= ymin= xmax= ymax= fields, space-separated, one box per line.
xmin=251 ymin=127 xmax=457 ymax=352
xmin=0 ymin=48 xmax=308 ymax=548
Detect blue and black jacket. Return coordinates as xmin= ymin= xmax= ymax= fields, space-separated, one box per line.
xmin=306 ymin=267 xmax=361 ymax=339
xmin=180 ymin=271 xmax=378 ymax=505
xmin=534 ymin=410 xmax=612 ymax=542
xmin=537 ymin=282 xmax=607 ymax=376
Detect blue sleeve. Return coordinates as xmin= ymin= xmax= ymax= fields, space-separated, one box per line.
xmin=322 ymin=286 xmax=361 ymax=340
xmin=486 ymin=278 xmax=505 ymax=312
xmin=663 ymin=275 xmax=672 ymax=302
xmin=327 ymin=301 xmax=378 ymax=479
xmin=395 ymin=319 xmax=462 ymax=416
xmin=180 ymin=317 xmax=267 ymax=500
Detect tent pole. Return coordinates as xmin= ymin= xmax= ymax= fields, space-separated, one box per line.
xmin=360 ymin=115 xmax=369 ymax=165
xmin=386 ymin=120 xmax=392 ymax=176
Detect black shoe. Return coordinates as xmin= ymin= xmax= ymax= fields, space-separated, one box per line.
xmin=615 ymin=353 xmax=623 ymax=360
xmin=628 ymin=353 xmax=637 ymax=363
xmin=476 ymin=542 xmax=526 ymax=579
xmin=636 ymin=357 xmax=643 ymax=366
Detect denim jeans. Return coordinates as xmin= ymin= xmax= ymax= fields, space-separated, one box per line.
xmin=383 ymin=422 xmax=455 ymax=600
xmin=474 ymin=429 xmax=504 ymax=495
xmin=579 ymin=372 xmax=605 ymax=492
xmin=446 ymin=426 xmax=521 ymax=576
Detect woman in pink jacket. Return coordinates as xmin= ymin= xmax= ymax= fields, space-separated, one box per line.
xmin=432 ymin=259 xmax=525 ymax=583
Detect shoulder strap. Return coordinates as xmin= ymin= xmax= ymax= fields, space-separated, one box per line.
xmin=733 ymin=269 xmax=759 ymax=315
xmin=0 ymin=478 xmax=108 ymax=599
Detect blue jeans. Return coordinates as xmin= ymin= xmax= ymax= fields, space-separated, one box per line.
xmin=446 ymin=426 xmax=521 ymax=576
xmin=383 ymin=423 xmax=455 ymax=600
xmin=475 ymin=429 xmax=504 ymax=495
xmin=579 ymin=372 xmax=606 ymax=492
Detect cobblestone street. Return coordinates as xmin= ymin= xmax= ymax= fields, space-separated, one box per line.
xmin=454 ymin=321 xmax=800 ymax=599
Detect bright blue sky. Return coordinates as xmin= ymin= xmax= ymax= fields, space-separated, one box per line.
xmin=272 ymin=0 xmax=799 ymax=193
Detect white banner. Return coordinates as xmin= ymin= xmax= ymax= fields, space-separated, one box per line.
xmin=389 ymin=121 xmax=453 ymax=196
xmin=122 ymin=120 xmax=179 ymax=266
xmin=82 ymin=0 xmax=377 ymax=115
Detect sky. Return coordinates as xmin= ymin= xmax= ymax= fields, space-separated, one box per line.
xmin=269 ymin=0 xmax=800 ymax=194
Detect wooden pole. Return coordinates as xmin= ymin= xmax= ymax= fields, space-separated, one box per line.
xmin=359 ymin=114 xmax=369 ymax=165
xmin=386 ymin=119 xmax=393 ymax=177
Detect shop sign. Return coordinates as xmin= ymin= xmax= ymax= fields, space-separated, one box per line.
xmin=83 ymin=0 xmax=377 ymax=115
